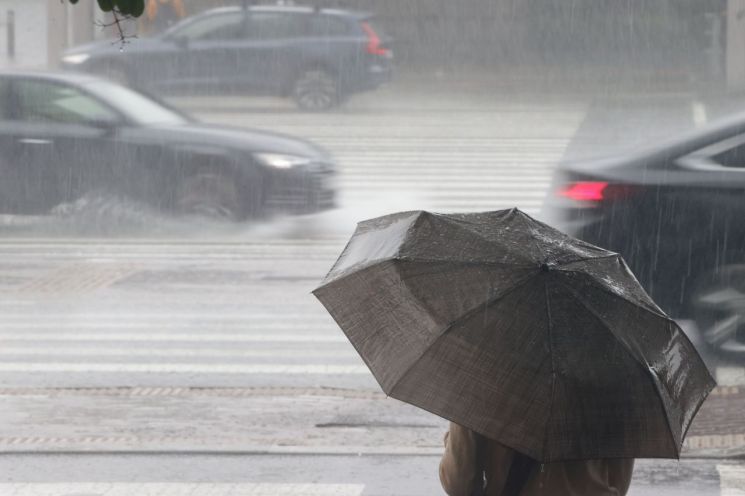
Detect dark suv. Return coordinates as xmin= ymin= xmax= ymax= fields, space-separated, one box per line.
xmin=61 ymin=5 xmax=393 ymax=110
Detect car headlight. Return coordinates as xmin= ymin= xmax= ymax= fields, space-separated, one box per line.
xmin=62 ymin=53 xmax=90 ymax=65
xmin=254 ymin=153 xmax=313 ymax=169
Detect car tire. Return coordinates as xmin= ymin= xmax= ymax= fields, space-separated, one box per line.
xmin=292 ymin=69 xmax=340 ymax=111
xmin=175 ymin=168 xmax=246 ymax=222
xmin=691 ymin=264 xmax=745 ymax=359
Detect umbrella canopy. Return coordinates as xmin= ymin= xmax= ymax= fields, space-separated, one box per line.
xmin=313 ymin=208 xmax=715 ymax=462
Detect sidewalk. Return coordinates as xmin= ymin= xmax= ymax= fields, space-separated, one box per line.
xmin=0 ymin=384 xmax=741 ymax=458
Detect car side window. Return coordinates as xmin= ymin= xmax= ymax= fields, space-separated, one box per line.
xmin=245 ymin=13 xmax=307 ymax=40
xmin=168 ymin=13 xmax=244 ymax=41
xmin=0 ymin=81 xmax=8 ymax=120
xmin=12 ymin=80 xmax=119 ymax=125
xmin=307 ymin=15 xmax=352 ymax=37
xmin=711 ymin=141 xmax=745 ymax=169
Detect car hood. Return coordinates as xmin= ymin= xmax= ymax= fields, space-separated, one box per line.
xmin=145 ymin=123 xmax=333 ymax=162
xmin=64 ymin=37 xmax=167 ymax=58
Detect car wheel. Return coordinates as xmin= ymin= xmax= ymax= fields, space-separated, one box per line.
xmin=692 ymin=264 xmax=745 ymax=359
xmin=292 ymin=69 xmax=340 ymax=111
xmin=175 ymin=169 xmax=245 ymax=222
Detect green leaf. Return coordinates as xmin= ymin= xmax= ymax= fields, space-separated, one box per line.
xmin=97 ymin=0 xmax=115 ymax=12
xmin=129 ymin=0 xmax=145 ymax=17
xmin=114 ymin=0 xmax=131 ymax=15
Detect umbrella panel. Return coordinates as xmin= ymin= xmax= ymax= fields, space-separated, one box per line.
xmin=390 ymin=278 xmax=555 ymax=460
xmin=557 ymin=269 xmax=716 ymax=452
xmin=315 ymin=260 xmax=538 ymax=391
xmin=546 ymin=276 xmax=677 ymax=460
xmin=391 ymin=273 xmax=696 ymax=461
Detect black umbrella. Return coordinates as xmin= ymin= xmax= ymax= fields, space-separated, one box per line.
xmin=313 ymin=208 xmax=715 ymax=462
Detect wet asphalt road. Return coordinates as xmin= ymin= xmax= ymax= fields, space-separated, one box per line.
xmin=0 ymin=80 xmax=744 ymax=494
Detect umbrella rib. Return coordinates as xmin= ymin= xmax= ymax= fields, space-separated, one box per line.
xmin=399 ymin=257 xmax=537 ymax=268
xmin=554 ymin=252 xmax=620 ymax=267
xmin=435 ymin=214 xmax=537 ymax=265
xmin=387 ymin=272 xmax=538 ymax=397
xmin=555 ymin=266 xmax=669 ymax=320
xmin=515 ymin=210 xmax=545 ymax=262
xmin=555 ymin=277 xmax=681 ymax=455
xmin=542 ymin=279 xmax=557 ymax=462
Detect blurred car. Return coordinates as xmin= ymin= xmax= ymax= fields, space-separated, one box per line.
xmin=61 ymin=5 xmax=393 ymax=110
xmin=541 ymin=114 xmax=745 ymax=359
xmin=0 ymin=71 xmax=336 ymax=220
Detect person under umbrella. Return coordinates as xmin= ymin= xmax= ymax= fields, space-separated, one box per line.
xmin=314 ymin=208 xmax=715 ymax=495
xmin=440 ymin=422 xmax=634 ymax=495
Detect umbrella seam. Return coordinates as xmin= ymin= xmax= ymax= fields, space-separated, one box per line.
xmin=434 ymin=213 xmax=537 ymax=265
xmin=318 ymin=211 xmax=422 ymax=287
xmin=557 ymin=267 xmax=717 ymax=404
xmin=526 ymin=212 xmax=617 ymax=256
xmin=387 ymin=273 xmax=539 ymax=397
xmin=555 ymin=277 xmax=681 ymax=457
xmin=552 ymin=253 xmax=620 ymax=267
xmin=555 ymin=265 xmax=670 ymax=320
xmin=542 ymin=279 xmax=557 ymax=462
xmin=398 ymin=258 xmax=537 ymax=268
xmin=515 ymin=209 xmax=546 ymax=264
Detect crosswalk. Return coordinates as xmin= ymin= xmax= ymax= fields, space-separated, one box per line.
xmin=0 ymin=240 xmax=367 ymax=387
xmin=0 ymin=483 xmax=366 ymax=496
xmin=0 ymin=240 xmax=742 ymax=388
xmin=195 ymin=100 xmax=587 ymax=217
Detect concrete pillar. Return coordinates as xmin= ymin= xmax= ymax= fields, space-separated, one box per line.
xmin=46 ymin=0 xmax=67 ymax=68
xmin=69 ymin=0 xmax=95 ymax=46
xmin=46 ymin=0 xmax=96 ymax=68
xmin=727 ymin=0 xmax=745 ymax=90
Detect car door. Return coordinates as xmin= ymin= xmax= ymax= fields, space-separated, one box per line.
xmin=1 ymin=77 xmax=126 ymax=213
xmin=239 ymin=12 xmax=311 ymax=92
xmin=676 ymin=133 xmax=745 ymax=250
xmin=157 ymin=11 xmax=249 ymax=92
xmin=0 ymin=78 xmax=87 ymax=214
xmin=0 ymin=78 xmax=42 ymax=214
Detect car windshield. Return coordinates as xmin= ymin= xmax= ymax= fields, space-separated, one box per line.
xmin=83 ymin=80 xmax=189 ymax=126
xmin=162 ymin=11 xmax=244 ymax=41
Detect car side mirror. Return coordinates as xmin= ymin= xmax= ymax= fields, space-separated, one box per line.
xmin=88 ymin=117 xmax=120 ymax=134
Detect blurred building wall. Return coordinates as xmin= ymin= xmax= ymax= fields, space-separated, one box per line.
xmin=33 ymin=0 xmax=735 ymax=89
xmin=320 ymin=0 xmax=723 ymax=89
xmin=727 ymin=0 xmax=745 ymax=89
xmin=47 ymin=0 xmax=98 ymax=69
xmin=0 ymin=0 xmax=48 ymax=68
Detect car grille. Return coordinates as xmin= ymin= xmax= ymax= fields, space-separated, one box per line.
xmin=264 ymin=165 xmax=336 ymax=213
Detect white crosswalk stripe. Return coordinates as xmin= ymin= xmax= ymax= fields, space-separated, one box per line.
xmin=0 ymin=483 xmax=365 ymax=496
xmin=717 ymin=465 xmax=745 ymax=495
xmin=198 ymin=101 xmax=587 ymax=216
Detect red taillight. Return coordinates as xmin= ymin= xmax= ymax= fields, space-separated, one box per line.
xmin=559 ymin=182 xmax=609 ymax=201
xmin=558 ymin=181 xmax=637 ymax=202
xmin=361 ymin=21 xmax=389 ymax=56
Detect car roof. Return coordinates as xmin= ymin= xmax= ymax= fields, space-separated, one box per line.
xmin=200 ymin=5 xmax=373 ymax=20
xmin=0 ymin=70 xmax=104 ymax=86
xmin=561 ymin=109 xmax=745 ymax=174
